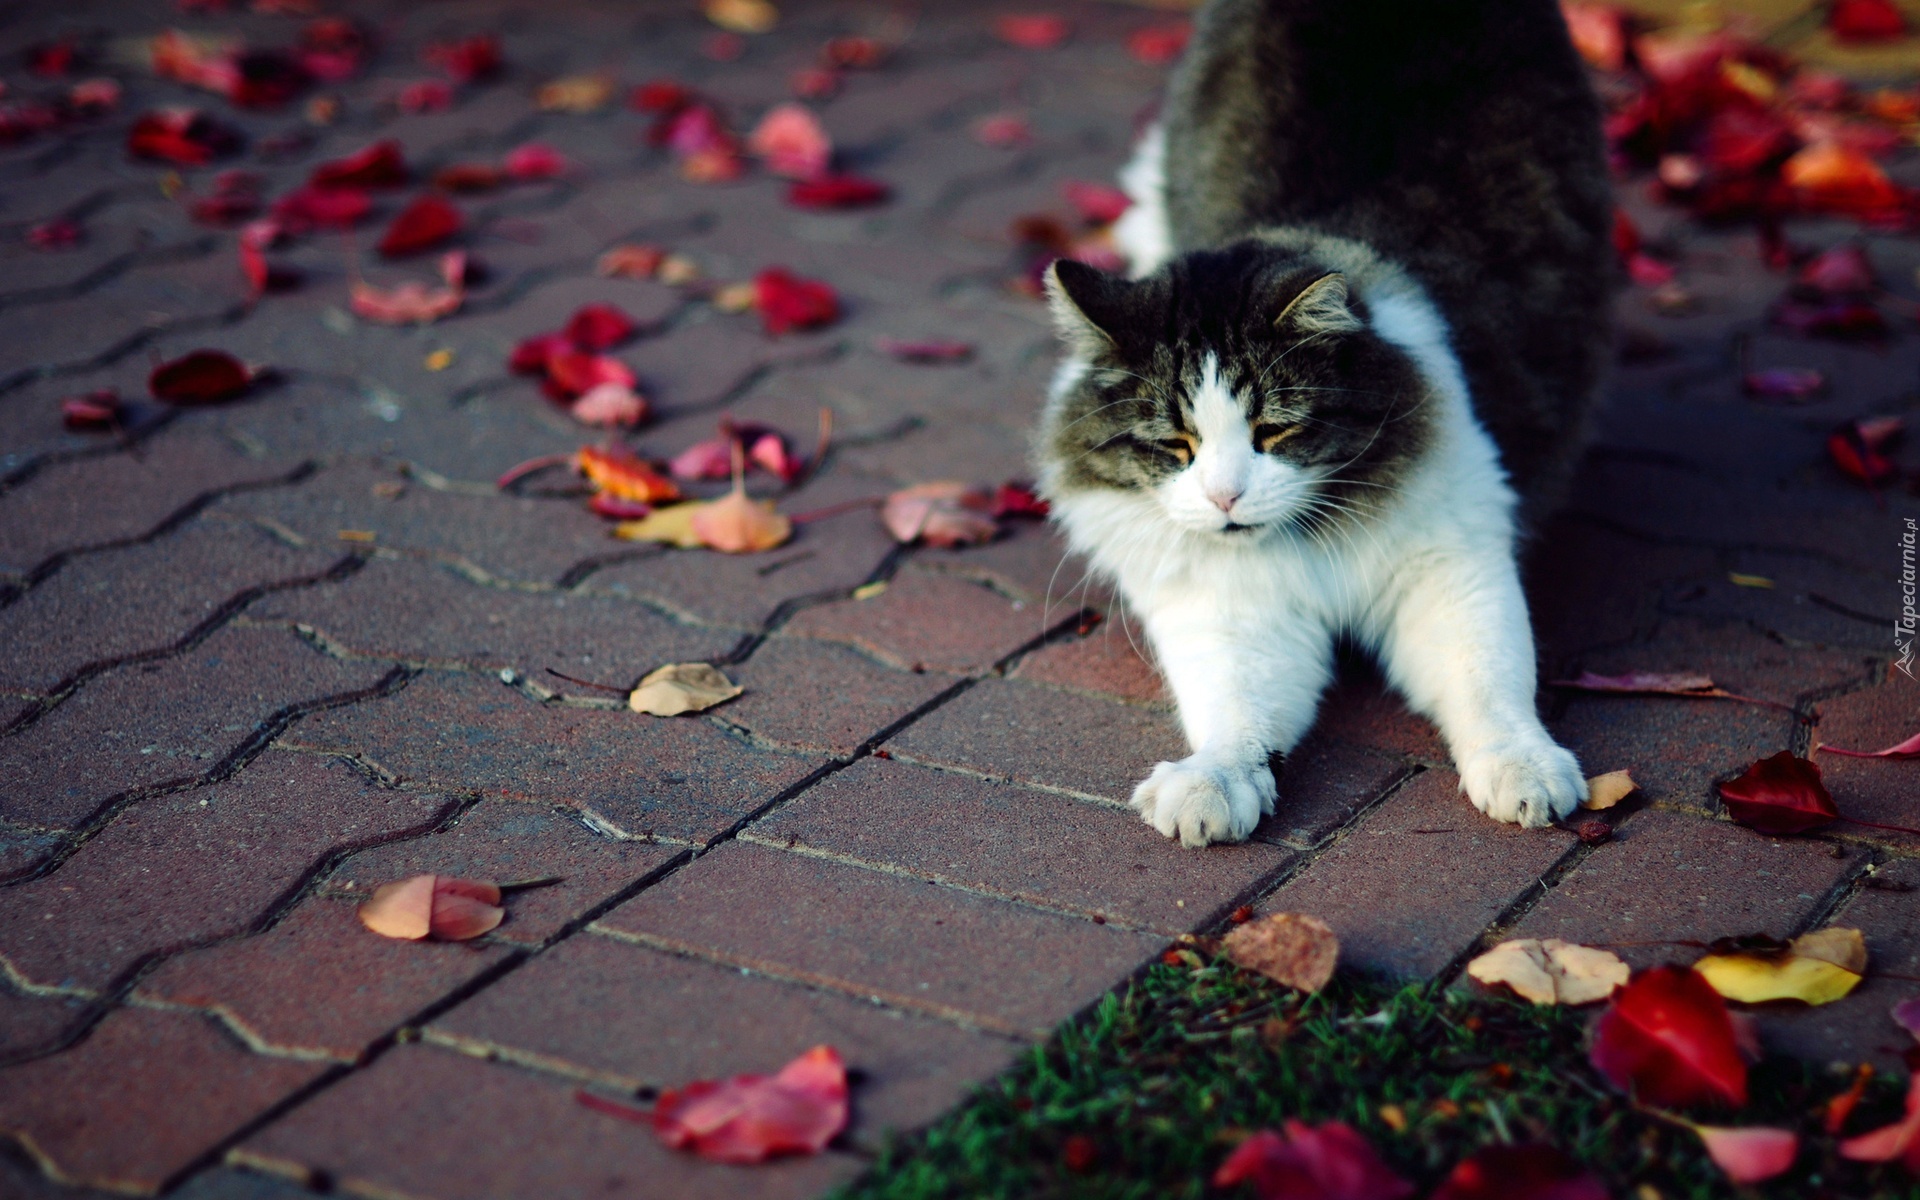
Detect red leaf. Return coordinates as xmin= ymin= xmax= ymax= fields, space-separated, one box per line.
xmin=378 ymin=195 xmax=463 ymax=258
xmin=748 ymin=103 xmax=831 ymax=179
xmin=792 ymin=67 xmax=841 ymax=100
xmin=127 ymin=109 xmax=241 ymax=166
xmin=296 ymin=18 xmax=369 ymax=83
xmin=509 ymin=332 xmax=572 ymax=375
xmin=1590 ymin=966 xmax=1749 ymax=1109
xmin=1127 ymin=23 xmax=1191 ymax=66
xmin=822 ymin=36 xmax=889 ymax=69
xmin=1831 ymin=0 xmax=1907 ymax=42
xmin=1817 ymin=729 xmax=1920 ymax=759
xmin=270 ymin=185 xmax=372 ymax=231
xmin=575 ymin=445 xmax=680 ymax=503
xmin=994 ymin=14 xmax=1072 ymax=50
xmin=1797 ymin=244 xmax=1876 ymax=296
xmin=754 ymin=268 xmax=839 ymax=335
xmin=433 ymin=163 xmax=504 ymax=193
xmin=1827 ymin=416 xmax=1902 ymax=486
xmin=149 ymin=350 xmax=252 ymax=405
xmin=396 ymin=80 xmax=454 ymax=113
xmin=1717 ymin=752 xmax=1839 ymax=835
xmin=745 ymin=429 xmax=802 ymax=483
xmin=61 ymin=390 xmax=121 ymax=431
xmin=631 ymin=79 xmax=694 ymax=114
xmin=1838 ymin=1074 xmax=1920 ymax=1170
xmin=1063 ymin=180 xmax=1131 ymax=225
xmin=1741 ymin=367 xmax=1825 ymax=400
xmin=992 ymin=481 xmax=1050 ymax=519
xmin=786 ymin=174 xmax=891 ymax=209
xmin=423 ymin=35 xmax=502 ymax=84
xmin=27 ymin=218 xmax=81 ymax=250
xmin=881 ymin=482 xmax=1000 ymax=547
xmin=1692 ymin=1125 xmax=1799 ymax=1184
xmin=974 ymin=113 xmax=1032 ymax=148
xmin=504 ymin=141 xmax=568 ymax=181
xmin=239 ymin=235 xmax=268 ymax=295
xmin=646 ymin=1045 xmax=849 ymax=1163
xmin=565 ymin=304 xmax=638 ymax=351
xmin=309 ymin=139 xmax=408 ymax=189
xmin=1428 ymin=1143 xmax=1607 ymax=1200
xmin=670 ymin=438 xmax=735 ymax=481
xmin=875 ymin=337 xmax=974 ymax=363
xmin=1212 ymin=1121 xmax=1413 ymax=1200
xmin=545 ymin=352 xmax=636 ymax=400
xmin=658 ymin=103 xmax=737 ymax=158
xmin=1626 ymin=253 xmax=1675 ymax=286
xmin=588 ymin=493 xmax=653 ymax=520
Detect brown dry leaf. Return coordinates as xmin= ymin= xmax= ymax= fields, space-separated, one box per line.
xmin=614 ymin=503 xmax=704 ymax=548
xmin=629 ymin=662 xmax=743 ymax=716
xmin=1220 ymin=912 xmax=1338 ymax=993
xmin=1583 ymin=769 xmax=1637 ymax=810
xmin=1694 ymin=927 xmax=1868 ymax=1006
xmin=357 ymin=874 xmax=504 ymax=941
xmin=1466 ymin=938 xmax=1629 ymax=1006
xmin=881 ymin=482 xmax=999 ymax=547
xmin=536 ymin=74 xmax=614 ymax=113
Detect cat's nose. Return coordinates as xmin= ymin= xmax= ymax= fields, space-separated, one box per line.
xmin=1206 ymin=486 xmax=1242 ymax=513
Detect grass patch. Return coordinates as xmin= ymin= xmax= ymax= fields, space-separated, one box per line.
xmin=836 ymin=957 xmax=1920 ymax=1199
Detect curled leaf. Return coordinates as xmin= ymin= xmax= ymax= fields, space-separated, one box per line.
xmin=1693 ymin=927 xmax=1867 ymax=1006
xmin=881 ymin=482 xmax=999 ymax=547
xmin=1466 ymin=938 xmax=1628 ymax=1006
xmin=1220 ymin=912 xmax=1339 ymax=994
xmin=1590 ymin=965 xmax=1748 ymax=1109
xmin=1818 ymin=729 xmax=1920 ymax=759
xmin=150 ymin=350 xmax=252 ymax=404
xmin=1212 ymin=1121 xmax=1412 ymax=1200
xmin=357 ymin=873 xmax=504 ymax=941
xmin=1691 ymin=1125 xmax=1799 ymax=1185
xmin=628 ymin=662 xmax=743 ymax=716
xmin=1583 ymin=769 xmax=1637 ymax=810
xmin=546 ymin=352 xmax=637 ymax=401
xmin=1717 ymin=752 xmax=1839 ymax=835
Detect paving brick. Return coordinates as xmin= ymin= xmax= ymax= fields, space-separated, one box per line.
xmin=594 ymin=841 xmax=1164 ymax=1036
xmin=1260 ymin=770 xmax=1577 ymax=980
xmin=1815 ymin=675 xmax=1920 ymax=851
xmin=0 ymin=988 xmax=89 ymax=1059
xmin=723 ymin=637 xmax=959 ymax=756
xmin=284 ymin=670 xmax=827 ymax=844
xmin=1312 ymin=670 xmax=1450 ymax=764
xmin=1759 ymin=858 xmax=1920 ymax=1071
xmin=237 ymin=1043 xmax=860 ymax=1200
xmin=913 ymin=518 xmax=1110 ymax=615
xmin=132 ymin=893 xmax=513 ymax=1064
xmin=0 ymin=433 xmax=307 ymax=578
xmin=783 ymin=566 xmax=1052 ymax=674
xmin=0 ymin=626 xmax=388 ymax=831
xmin=1498 ymin=810 xmax=1865 ymax=972
xmin=1259 ymin=737 xmax=1418 ymax=850
xmin=0 ymin=518 xmax=345 ymax=694
xmin=245 ymin=554 xmax=734 ymax=674
xmin=1663 ymin=548 xmax=1894 ymax=653
xmin=0 ymin=1006 xmax=324 ymax=1195
xmin=0 ymin=823 xmax=66 ymax=882
xmin=0 ymin=253 xmax=244 ymax=381
xmin=430 ymin=932 xmax=1019 ymax=1139
xmin=887 ymin=676 xmax=1187 ymax=803
xmin=1522 ymin=514 xmax=1709 ymax=673
xmin=1011 ymin=628 xmax=1167 ymax=706
xmin=748 ymin=755 xmax=1293 ymax=934
xmin=0 ymin=753 xmax=451 ymax=993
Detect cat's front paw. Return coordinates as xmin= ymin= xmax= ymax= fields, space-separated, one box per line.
xmin=1130 ymin=755 xmax=1275 ymax=848
xmin=1457 ymin=735 xmax=1585 ymax=829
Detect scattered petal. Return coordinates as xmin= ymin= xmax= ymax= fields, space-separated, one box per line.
xmin=1590 ymin=965 xmax=1749 ymax=1109
xmin=395 ymin=80 xmax=454 ymax=113
xmin=271 ymin=184 xmax=372 ymax=231
xmin=433 ymin=163 xmax=505 ymax=193
xmin=128 ymin=108 xmax=241 ymax=165
xmin=628 ymin=662 xmax=743 ymax=716
xmin=754 ymin=267 xmax=840 ymax=335
xmin=61 ymin=390 xmax=122 ymax=432
xmin=671 ymin=438 xmax=737 ymax=481
xmin=26 ymin=218 xmax=81 ymax=249
xmin=1221 ymin=912 xmax=1339 ymax=994
xmin=357 ymin=874 xmax=504 ymax=941
xmin=149 ymin=350 xmax=251 ymax=404
xmin=1828 ymin=415 xmax=1903 ymax=486
xmin=1694 ymin=927 xmax=1867 ymax=1005
xmin=994 ymin=14 xmax=1072 ymax=50
xmin=876 ymin=337 xmax=974 ymax=363
xmin=377 ymin=194 xmax=462 ymax=257
xmin=1583 ymin=769 xmax=1637 ymax=810
xmin=509 ymin=332 xmax=573 ymax=375
xmin=1467 ymin=938 xmax=1629 ymax=1006
xmin=545 ymin=352 xmax=636 ymax=401
xmin=748 ymin=103 xmax=831 ymax=179
xmin=1718 ymin=752 xmax=1839 ymax=835
xmin=1428 ymin=1143 xmax=1607 ymax=1200
xmin=973 ymin=113 xmax=1032 ymax=147
xmin=786 ymin=174 xmax=890 ymax=209
xmin=1691 ymin=1126 xmax=1799 ymax=1185
xmin=424 ymin=35 xmax=502 ymax=84
xmin=1212 ymin=1120 xmax=1412 ymax=1200
xmin=536 ymin=74 xmax=614 ymax=113
xmin=881 ymin=482 xmax=998 ymax=547
xmin=1838 ymin=1074 xmax=1920 ymax=1170
xmin=646 ymin=1045 xmax=847 ymax=1163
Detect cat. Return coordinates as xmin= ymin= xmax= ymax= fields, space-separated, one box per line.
xmin=1035 ymin=0 xmax=1614 ymax=847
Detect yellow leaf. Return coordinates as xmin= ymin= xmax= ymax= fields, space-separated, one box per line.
xmin=628 ymin=662 xmax=742 ymax=716
xmin=613 ymin=503 xmax=705 ymax=548
xmin=691 ymin=490 xmax=792 ymax=553
xmin=536 ymin=74 xmax=613 ymax=113
xmin=702 ymin=0 xmax=778 ymax=34
xmin=1694 ymin=953 xmax=1862 ymax=1006
xmin=424 ymin=348 xmax=453 ymax=371
xmin=1727 ymin=572 xmax=1775 ymax=589
xmin=1466 ymin=938 xmax=1628 ymax=1005
xmin=852 ymin=580 xmax=888 ymax=601
xmin=1583 ymin=769 xmax=1637 ymax=810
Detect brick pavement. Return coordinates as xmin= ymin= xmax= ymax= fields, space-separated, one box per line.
xmin=0 ymin=0 xmax=1915 ymax=1196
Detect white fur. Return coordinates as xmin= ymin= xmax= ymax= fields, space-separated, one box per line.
xmin=1112 ymin=123 xmax=1173 ymax=277
xmin=1042 ymin=266 xmax=1584 ymax=847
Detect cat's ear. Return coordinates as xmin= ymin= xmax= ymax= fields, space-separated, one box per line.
xmin=1275 ymin=272 xmax=1363 ymax=336
xmin=1045 ymin=259 xmax=1133 ymax=354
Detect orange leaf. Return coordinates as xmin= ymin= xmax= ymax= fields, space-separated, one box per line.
xmin=1839 ymin=1074 xmax=1920 ymax=1169
xmin=358 ymin=874 xmax=503 ymax=942
xmin=1782 ymin=143 xmax=1900 ymax=213
xmin=691 ymin=489 xmax=792 ymax=552
xmin=574 ymin=445 xmax=680 ymax=503
xmin=881 ymin=482 xmax=999 ymax=547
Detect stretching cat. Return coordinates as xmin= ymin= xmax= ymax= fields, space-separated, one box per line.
xmin=1037 ymin=0 xmax=1613 ymax=846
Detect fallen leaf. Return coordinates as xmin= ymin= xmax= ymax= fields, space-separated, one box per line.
xmin=703 ymin=0 xmax=780 ymax=35
xmin=1691 ymin=1125 xmax=1799 ymax=1185
xmin=1562 ymin=3 xmax=1628 ymax=71
xmin=598 ymin=244 xmax=667 ymax=278
xmin=1063 ymin=180 xmax=1131 ymax=225
xmin=150 ymin=350 xmax=252 ymax=404
xmin=60 ymin=390 xmax=121 ymax=431
xmin=396 ymin=79 xmax=454 ymax=114
xmin=127 ymin=108 xmax=242 ymax=165
xmin=1127 ymin=23 xmax=1191 ymax=66
xmin=357 ymin=873 xmax=504 ymax=941
xmin=309 ymin=139 xmax=408 ymax=189
xmin=786 ymin=174 xmax=890 ymax=209
xmin=1838 ymin=1074 xmax=1920 ymax=1170
xmin=424 ymin=35 xmax=502 ymax=84
xmin=588 ymin=493 xmax=652 ymax=521
xmin=1817 ymin=729 xmax=1920 ymax=759
xmin=876 ymin=337 xmax=974 ymax=363
xmin=614 ymin=503 xmax=704 ymax=548
xmin=1742 ymin=368 xmax=1825 ymax=400
xmin=271 ymin=184 xmax=372 ymax=231
xmin=973 ymin=113 xmax=1032 ymax=147
xmin=1831 ymin=0 xmax=1907 ymax=42
xmin=748 ymin=103 xmax=830 ymax=179
xmin=1797 ymin=244 xmax=1876 ymax=296
xmin=628 ymin=662 xmax=743 ymax=716
xmin=1783 ymin=143 xmax=1901 ymax=215
xmin=1466 ymin=939 xmax=1629 ymax=1006
xmin=1551 ymin=670 xmax=1726 ymax=698
xmin=992 ymin=481 xmax=1049 ymax=519
xmin=1221 ymin=912 xmax=1339 ymax=994
xmin=1583 ymin=769 xmax=1637 ymax=810
xmin=536 ymin=74 xmax=614 ymax=113
xmin=433 ymin=163 xmax=504 ymax=193
xmin=378 ymin=195 xmax=463 ymax=257
xmin=638 ymin=1044 xmax=846 ymax=1163
xmin=509 ymin=332 xmax=573 ymax=375
xmin=1727 ymin=573 xmax=1774 ymax=589
xmin=1895 ymin=996 xmax=1920 ymax=1040
xmin=1590 ymin=965 xmax=1749 ymax=1109
xmin=1717 ymin=752 xmax=1839 ymax=835
xmin=565 ymin=303 xmax=638 ymax=351
xmin=881 ymin=482 xmax=999 ymax=547
xmin=350 ymin=251 xmax=466 ymax=324
xmin=754 ymin=267 xmax=840 ymax=335
xmin=545 ymin=352 xmax=636 ymax=401
xmin=692 ymin=488 xmax=793 ymax=553
xmin=27 ymin=218 xmax=80 ymax=250
xmin=1212 ymin=1120 xmax=1412 ymax=1200
xmin=712 ymin=282 xmax=760 ymax=312
xmin=1827 ymin=1063 xmax=1876 ymax=1133
xmin=995 ymin=14 xmax=1072 ymax=50
xmin=575 ymin=445 xmax=679 ymax=503
xmin=1428 ymin=1143 xmax=1607 ymax=1200
xmin=571 ymin=383 xmax=648 ymax=428
xmin=504 ymin=141 xmax=568 ymax=181
xmin=1828 ymin=416 xmax=1903 ymax=487
xmin=1693 ymin=927 xmax=1867 ymax=1005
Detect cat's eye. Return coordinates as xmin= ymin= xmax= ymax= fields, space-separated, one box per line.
xmin=1159 ymin=433 xmax=1197 ymax=464
xmin=1253 ymin=423 xmax=1300 ymax=453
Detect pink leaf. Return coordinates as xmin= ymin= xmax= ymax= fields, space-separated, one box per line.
xmin=570 ymin=383 xmax=648 ymax=428
xmin=564 ymin=303 xmax=637 ymax=351
xmin=994 ymin=14 xmax=1072 ymax=50
xmin=754 ymin=268 xmax=840 ymax=335
xmin=670 ymin=437 xmax=736 ymax=481
xmin=1893 ymin=996 xmax=1920 ymax=1040
xmin=1838 ymin=1074 xmax=1920 ymax=1170
xmin=748 ymin=103 xmax=831 ymax=179
xmin=309 ymin=139 xmax=408 ymax=189
xmin=1818 ymin=729 xmax=1920 ymax=759
xmin=350 ymin=251 xmax=467 ymax=324
xmin=505 ymin=141 xmax=568 ymax=181
xmin=1693 ymin=1126 xmax=1799 ymax=1184
xmin=640 ymin=1045 xmax=849 ymax=1163
xmin=1212 ymin=1121 xmax=1413 ymax=1200
xmin=881 ymin=482 xmax=999 ymax=547
xmin=1127 ymin=23 xmax=1191 ymax=66
xmin=1063 ymin=180 xmax=1132 ymax=225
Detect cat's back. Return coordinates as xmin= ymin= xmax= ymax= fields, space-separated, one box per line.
xmin=1160 ymin=0 xmax=1614 ymax=521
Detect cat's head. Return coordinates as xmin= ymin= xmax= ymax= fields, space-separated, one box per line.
xmin=1039 ymin=244 xmax=1435 ymax=538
